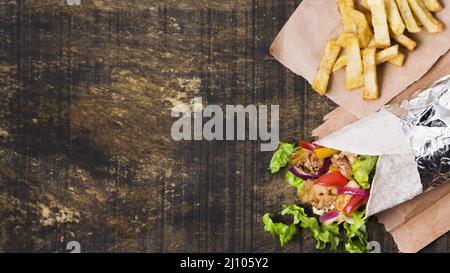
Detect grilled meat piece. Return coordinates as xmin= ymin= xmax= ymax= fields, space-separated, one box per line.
xmin=298 ymin=179 xmax=338 ymax=210
xmin=290 ymin=148 xmax=324 ymax=174
xmin=331 ymin=152 xmax=357 ymax=179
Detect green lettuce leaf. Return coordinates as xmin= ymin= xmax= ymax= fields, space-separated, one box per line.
xmin=284 ymin=171 xmax=306 ymax=191
xmin=269 ymin=142 xmax=295 ymax=173
xmin=352 ymin=155 xmax=378 ymax=189
xmin=312 ymin=223 xmax=341 ymax=250
xmin=344 ymin=210 xmax=369 ymax=253
xmin=262 ymin=213 xmax=297 ymax=246
xmin=281 ymin=204 xmax=341 ymax=250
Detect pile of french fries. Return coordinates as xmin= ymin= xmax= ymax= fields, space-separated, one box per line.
xmin=312 ymin=0 xmax=444 ymax=100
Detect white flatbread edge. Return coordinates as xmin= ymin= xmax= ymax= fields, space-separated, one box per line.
xmin=366 ymin=153 xmax=423 ymax=217
xmin=315 ymin=108 xmax=412 ymax=155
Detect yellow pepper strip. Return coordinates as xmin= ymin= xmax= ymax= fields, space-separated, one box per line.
xmin=314 ymin=148 xmax=340 ymax=159
xmin=329 ymin=165 xmax=339 ymax=172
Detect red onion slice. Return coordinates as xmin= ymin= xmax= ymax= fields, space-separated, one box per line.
xmin=337 ymin=187 xmax=370 ymax=197
xmin=319 ymin=209 xmax=340 ymax=223
xmin=289 ymin=166 xmax=319 ymax=180
xmin=317 ymin=158 xmax=332 ymax=176
xmin=290 ymin=158 xmax=331 ymax=180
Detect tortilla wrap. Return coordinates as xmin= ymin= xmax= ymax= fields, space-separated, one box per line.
xmin=315 ymin=109 xmax=423 ymax=217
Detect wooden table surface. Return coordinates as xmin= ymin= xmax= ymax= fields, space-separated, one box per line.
xmin=0 ymin=0 xmax=448 ymax=253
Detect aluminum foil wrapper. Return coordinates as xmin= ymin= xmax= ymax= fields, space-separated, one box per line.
xmin=387 ymin=75 xmax=450 ymax=190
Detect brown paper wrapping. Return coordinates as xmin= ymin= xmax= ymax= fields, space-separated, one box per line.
xmin=377 ymin=182 xmax=450 ymax=253
xmin=270 ymin=0 xmax=450 ymax=252
xmin=270 ymin=0 xmax=450 ymax=118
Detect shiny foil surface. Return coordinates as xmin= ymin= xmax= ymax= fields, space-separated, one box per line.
xmin=388 ymin=75 xmax=450 ymax=189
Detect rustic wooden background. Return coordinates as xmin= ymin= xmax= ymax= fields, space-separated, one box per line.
xmin=0 ymin=0 xmax=448 ymax=253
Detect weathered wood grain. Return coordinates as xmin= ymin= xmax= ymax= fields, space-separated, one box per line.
xmin=0 ymin=0 xmax=447 ymax=253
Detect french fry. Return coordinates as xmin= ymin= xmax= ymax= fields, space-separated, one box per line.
xmin=347 ymin=8 xmax=373 ymax=48
xmin=364 ymin=11 xmax=373 ymax=27
xmin=340 ymin=0 xmax=355 ymax=8
xmin=362 ymin=48 xmax=379 ymax=100
xmin=333 ymin=56 xmax=348 ymax=72
xmin=422 ymin=0 xmax=443 ymax=12
xmin=345 ymin=34 xmax=363 ymax=89
xmin=392 ymin=32 xmax=417 ymax=51
xmin=368 ymin=0 xmax=391 ymax=47
xmin=407 ymin=0 xmax=444 ymax=33
xmin=359 ymin=0 xmax=370 ymax=10
xmin=361 ymin=0 xmax=370 ymax=9
xmin=387 ymin=52 xmax=405 ymax=66
xmin=337 ymin=32 xmax=356 ymax=47
xmin=308 ymin=0 xmax=445 ymax=101
xmin=368 ymin=37 xmax=377 ymax=48
xmin=339 ymin=0 xmax=358 ymax=33
xmin=365 ymin=0 xmax=407 ymax=34
xmin=376 ymin=44 xmax=400 ymax=63
xmin=367 ymin=37 xmax=386 ymax=48
xmin=312 ymin=40 xmax=342 ymax=96
xmin=332 ymin=45 xmax=400 ymax=71
xmin=385 ymin=0 xmax=406 ymax=35
xmin=395 ymin=0 xmax=422 ymax=32
xmin=413 ymin=9 xmax=423 ymax=26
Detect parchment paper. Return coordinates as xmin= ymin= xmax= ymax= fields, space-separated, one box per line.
xmin=270 ymin=0 xmax=450 ymax=118
xmin=377 ymin=182 xmax=450 ymax=252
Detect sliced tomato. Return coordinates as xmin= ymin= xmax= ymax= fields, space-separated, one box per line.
xmin=343 ymin=195 xmax=369 ymax=216
xmin=316 ymin=171 xmax=348 ymax=187
xmin=298 ymin=141 xmax=321 ymax=151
